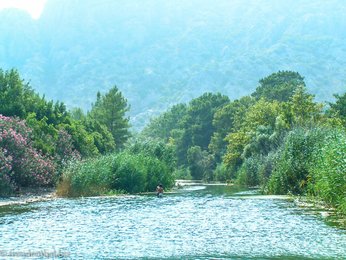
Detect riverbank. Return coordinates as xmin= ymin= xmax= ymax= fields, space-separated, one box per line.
xmin=293 ymin=196 xmax=346 ymax=228
xmin=0 ymin=188 xmax=56 ymax=207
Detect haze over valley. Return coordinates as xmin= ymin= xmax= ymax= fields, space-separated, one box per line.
xmin=1 ymin=0 xmax=345 ymax=128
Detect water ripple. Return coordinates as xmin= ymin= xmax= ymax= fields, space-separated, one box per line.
xmin=0 ymin=185 xmax=345 ymax=259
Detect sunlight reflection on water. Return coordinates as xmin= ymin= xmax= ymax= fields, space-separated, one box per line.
xmin=0 ymin=185 xmax=346 ymax=259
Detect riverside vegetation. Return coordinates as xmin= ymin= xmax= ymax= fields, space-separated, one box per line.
xmin=1 ymin=69 xmax=346 ymax=216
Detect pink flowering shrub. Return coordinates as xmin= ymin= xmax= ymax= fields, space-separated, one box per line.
xmin=54 ymin=129 xmax=81 ymax=181
xmin=0 ymin=147 xmax=15 ymax=194
xmin=0 ymin=114 xmax=56 ymax=193
xmin=56 ymin=129 xmax=81 ymax=166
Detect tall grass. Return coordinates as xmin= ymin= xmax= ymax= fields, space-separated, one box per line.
xmin=308 ymin=129 xmax=346 ymax=214
xmin=264 ymin=127 xmax=346 ymax=214
xmin=57 ymin=151 xmax=174 ymax=197
xmin=266 ymin=128 xmax=326 ymax=194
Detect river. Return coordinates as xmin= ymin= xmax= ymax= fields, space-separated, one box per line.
xmin=0 ymin=185 xmax=346 ymax=259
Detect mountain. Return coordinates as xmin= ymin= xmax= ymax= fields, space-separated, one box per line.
xmin=0 ymin=0 xmax=345 ymax=129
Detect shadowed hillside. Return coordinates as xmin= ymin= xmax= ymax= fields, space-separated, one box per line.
xmin=1 ymin=0 xmax=345 ymax=128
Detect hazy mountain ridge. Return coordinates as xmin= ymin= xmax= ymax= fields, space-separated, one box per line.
xmin=1 ymin=0 xmax=345 ymax=128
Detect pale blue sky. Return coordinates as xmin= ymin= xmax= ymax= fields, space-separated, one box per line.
xmin=0 ymin=0 xmax=46 ymax=19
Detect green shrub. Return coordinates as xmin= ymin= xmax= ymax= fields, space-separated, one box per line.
xmin=110 ymin=153 xmax=147 ymax=193
xmin=309 ymin=129 xmax=346 ymax=214
xmin=173 ymin=168 xmax=192 ymax=180
xmin=57 ymin=151 xmax=175 ymax=197
xmin=57 ymin=155 xmax=114 ymax=197
xmin=214 ymin=163 xmax=230 ymax=182
xmin=236 ymin=156 xmax=261 ymax=186
xmin=267 ymin=128 xmax=326 ymax=194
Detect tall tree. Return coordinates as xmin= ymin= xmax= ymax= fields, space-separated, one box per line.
xmin=174 ymin=92 xmax=229 ymax=166
xmin=328 ymin=92 xmax=346 ymax=123
xmin=142 ymin=103 xmax=187 ymax=141
xmin=252 ymin=71 xmax=305 ymax=102
xmin=89 ymin=86 xmax=130 ymax=149
xmin=0 ymin=69 xmax=28 ymax=117
xmin=209 ymin=96 xmax=253 ymax=161
xmin=288 ymin=85 xmax=323 ymax=126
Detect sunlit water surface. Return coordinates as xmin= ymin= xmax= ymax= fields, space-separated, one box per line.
xmin=1 ymin=185 xmax=346 ymax=259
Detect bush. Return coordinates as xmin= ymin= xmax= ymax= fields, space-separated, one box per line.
xmin=267 ymin=128 xmax=325 ymax=194
xmin=0 ymin=115 xmax=56 ymax=195
xmin=57 ymin=155 xmax=114 ymax=197
xmin=173 ymin=167 xmax=192 ymax=180
xmin=308 ymin=129 xmax=346 ymax=214
xmin=236 ymin=156 xmax=261 ymax=186
xmin=258 ymin=152 xmax=276 ymax=187
xmin=57 ymin=151 xmax=175 ymax=197
xmin=0 ymin=148 xmax=15 ymax=195
xmin=214 ymin=163 xmax=231 ymax=182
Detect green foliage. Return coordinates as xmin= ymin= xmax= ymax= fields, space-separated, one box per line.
xmin=0 ymin=69 xmax=85 ymax=163
xmin=328 ymin=92 xmax=346 ymax=124
xmin=126 ymin=138 xmax=176 ymax=172
xmin=89 ymin=86 xmax=130 ymax=150
xmin=308 ymin=129 xmax=346 ymax=214
xmin=288 ymin=85 xmax=323 ymax=126
xmin=63 ymin=121 xmax=99 ymax=158
xmin=173 ymin=167 xmax=192 ymax=180
xmin=142 ymin=104 xmax=188 ymax=141
xmin=223 ymin=131 xmax=249 ymax=171
xmin=210 ymin=96 xmax=253 ymax=161
xmin=223 ymin=98 xmax=283 ymax=171
xmin=236 ymin=156 xmax=261 ymax=187
xmin=267 ymin=128 xmax=326 ymax=194
xmin=0 ymin=69 xmax=29 ymax=118
xmin=57 ymin=155 xmax=114 ymax=197
xmin=243 ymin=99 xmax=282 ymax=132
xmin=183 ymin=93 xmax=230 ymax=150
xmin=252 ymin=71 xmax=305 ymax=102
xmin=187 ymin=146 xmax=215 ymax=180
xmin=214 ymin=163 xmax=231 ymax=182
xmin=25 ymin=112 xmax=57 ymax=155
xmin=110 ymin=153 xmax=147 ymax=193
xmin=84 ymin=118 xmax=116 ymax=154
xmin=57 ymin=151 xmax=175 ymax=197
xmin=142 ymin=92 xmax=229 ymax=179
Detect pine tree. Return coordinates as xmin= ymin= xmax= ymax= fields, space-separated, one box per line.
xmin=89 ymin=86 xmax=130 ymax=149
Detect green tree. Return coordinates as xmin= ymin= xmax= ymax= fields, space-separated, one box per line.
xmin=187 ymin=146 xmax=214 ymax=180
xmin=252 ymin=71 xmax=305 ymax=102
xmin=174 ymin=92 xmax=229 ymax=166
xmin=288 ymin=85 xmax=323 ymax=126
xmin=89 ymin=86 xmax=130 ymax=150
xmin=209 ymin=96 xmax=253 ymax=161
xmin=0 ymin=69 xmax=30 ymax=117
xmin=328 ymin=92 xmax=346 ymax=124
xmin=242 ymin=98 xmax=282 ymax=132
xmin=63 ymin=121 xmax=99 ymax=157
xmin=223 ymin=131 xmax=249 ymax=171
xmin=84 ymin=118 xmax=116 ymax=154
xmin=142 ymin=103 xmax=187 ymax=141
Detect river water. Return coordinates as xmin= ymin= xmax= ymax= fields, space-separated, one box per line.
xmin=1 ymin=185 xmax=346 ymax=259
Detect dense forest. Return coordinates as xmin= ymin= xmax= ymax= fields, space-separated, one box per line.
xmin=0 ymin=68 xmax=174 ymax=197
xmin=1 ymin=0 xmax=346 ymax=128
xmin=143 ymin=70 xmax=346 ymax=215
xmin=1 ymin=68 xmax=346 ymax=216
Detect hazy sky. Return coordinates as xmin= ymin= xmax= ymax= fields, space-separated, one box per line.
xmin=0 ymin=0 xmax=46 ymax=19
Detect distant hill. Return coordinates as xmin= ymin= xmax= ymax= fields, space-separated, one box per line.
xmin=1 ymin=0 xmax=345 ymax=129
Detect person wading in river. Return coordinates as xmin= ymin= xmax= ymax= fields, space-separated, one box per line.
xmin=156 ymin=184 xmax=164 ymax=197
